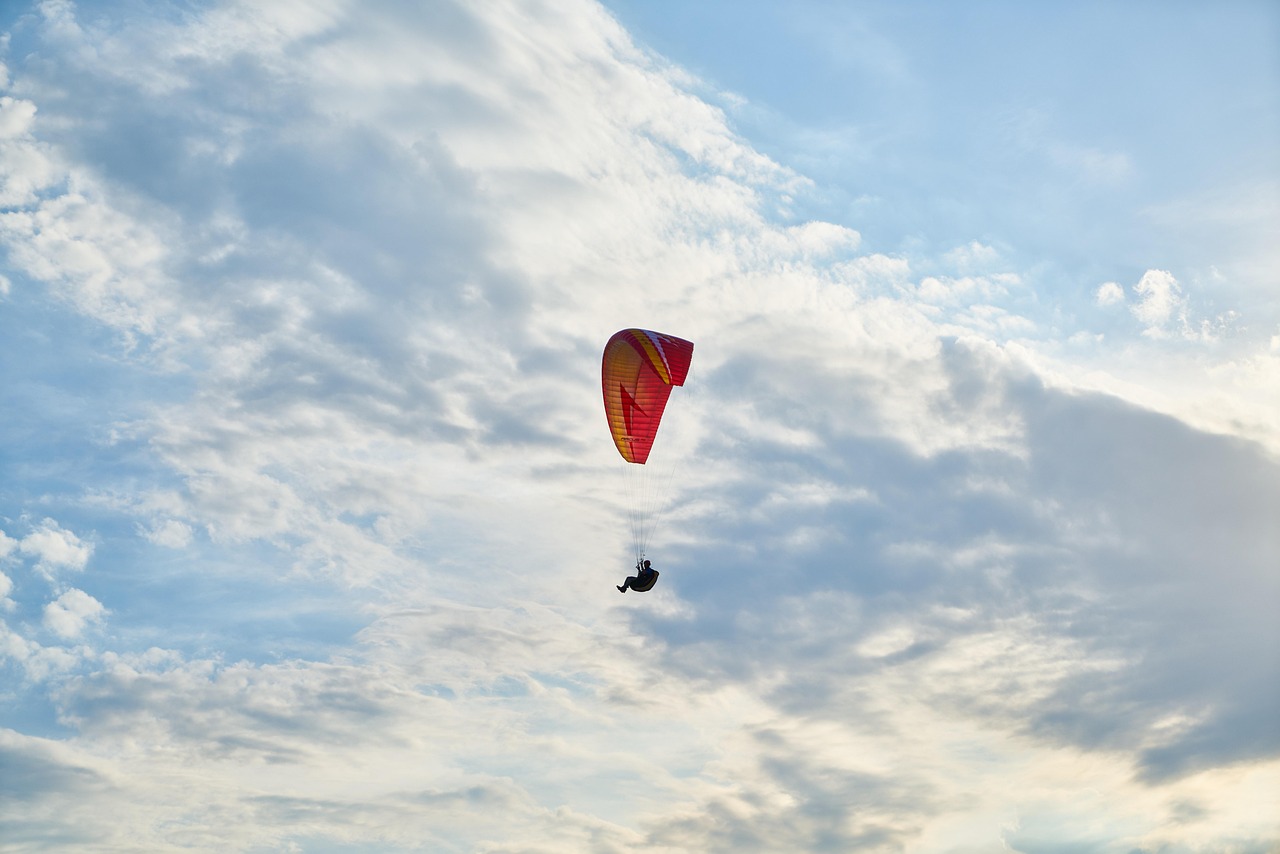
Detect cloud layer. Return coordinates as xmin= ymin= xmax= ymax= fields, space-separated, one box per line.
xmin=1 ymin=1 xmax=1277 ymax=851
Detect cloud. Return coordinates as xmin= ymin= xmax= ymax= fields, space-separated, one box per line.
xmin=1010 ymin=109 xmax=1134 ymax=188
xmin=42 ymin=588 xmax=107 ymax=639
xmin=1130 ymin=268 xmax=1186 ymax=333
xmin=0 ymin=94 xmax=35 ymax=137
xmin=15 ymin=519 xmax=93 ymax=579
xmin=0 ymin=624 xmax=83 ymax=681
xmin=139 ymin=519 xmax=193 ymax=549
xmin=642 ymin=350 xmax=1280 ymax=780
xmin=0 ymin=731 xmax=111 ymax=849
xmin=1095 ymin=281 xmax=1124 ymax=306
xmin=942 ymin=240 xmax=1001 ymax=271
xmin=0 ymin=96 xmax=62 ymax=210
xmin=1140 ymin=179 xmax=1280 ymax=294
xmin=0 ymin=0 xmax=1276 ymax=851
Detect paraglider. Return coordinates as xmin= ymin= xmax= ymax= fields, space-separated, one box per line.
xmin=601 ymin=328 xmax=694 ymax=592
xmin=617 ymin=559 xmax=659 ymax=593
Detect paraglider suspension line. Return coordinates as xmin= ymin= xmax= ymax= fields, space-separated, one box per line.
xmin=624 ymin=454 xmax=682 ymax=565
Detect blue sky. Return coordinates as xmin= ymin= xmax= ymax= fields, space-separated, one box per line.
xmin=1 ymin=1 xmax=1277 ymax=851
xmin=611 ymin=1 xmax=1277 ymax=264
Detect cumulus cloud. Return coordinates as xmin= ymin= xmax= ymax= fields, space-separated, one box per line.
xmin=0 ymin=96 xmax=63 ymax=209
xmin=15 ymin=519 xmax=93 ymax=579
xmin=0 ymin=95 xmax=35 ymax=137
xmin=43 ymin=588 xmax=107 ymax=639
xmin=1131 ymin=268 xmax=1186 ymax=333
xmin=1095 ymin=280 xmax=1125 ymax=306
xmin=0 ymin=623 xmax=84 ymax=681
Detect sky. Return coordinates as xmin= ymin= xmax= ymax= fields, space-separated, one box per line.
xmin=0 ymin=0 xmax=1278 ymax=851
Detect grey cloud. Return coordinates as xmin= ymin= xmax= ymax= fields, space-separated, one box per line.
xmin=0 ymin=816 xmax=101 ymax=852
xmin=1015 ymin=382 xmax=1280 ymax=778
xmin=8 ymin=0 xmax=546 ymax=441
xmin=0 ymin=739 xmax=107 ymax=849
xmin=644 ymin=728 xmax=934 ymax=853
xmin=56 ymin=659 xmax=403 ymax=762
xmin=225 ymin=129 xmax=493 ymax=296
xmin=0 ymin=740 xmax=103 ymax=804
xmin=638 ymin=338 xmax=1280 ymax=782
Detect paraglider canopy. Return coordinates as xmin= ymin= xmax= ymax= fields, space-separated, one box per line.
xmin=601 ymin=328 xmax=694 ymax=465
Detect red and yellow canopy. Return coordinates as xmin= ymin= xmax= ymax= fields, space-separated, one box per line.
xmin=601 ymin=329 xmax=694 ymax=464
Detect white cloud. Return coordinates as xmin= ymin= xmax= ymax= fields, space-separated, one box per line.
xmin=943 ymin=240 xmax=1000 ymax=271
xmin=0 ymin=95 xmax=36 ymax=137
xmin=0 ymin=0 xmax=1275 ymax=851
xmin=0 ymin=130 xmax=61 ymax=209
xmin=140 ymin=519 xmax=193 ymax=549
xmin=784 ymin=220 xmax=861 ymax=257
xmin=1131 ymin=268 xmax=1186 ymax=332
xmin=914 ymin=273 xmax=1018 ymax=307
xmin=17 ymin=519 xmax=93 ymax=578
xmin=0 ymin=623 xmax=85 ymax=681
xmin=1096 ymin=281 xmax=1125 ymax=306
xmin=43 ymin=588 xmax=107 ymax=639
